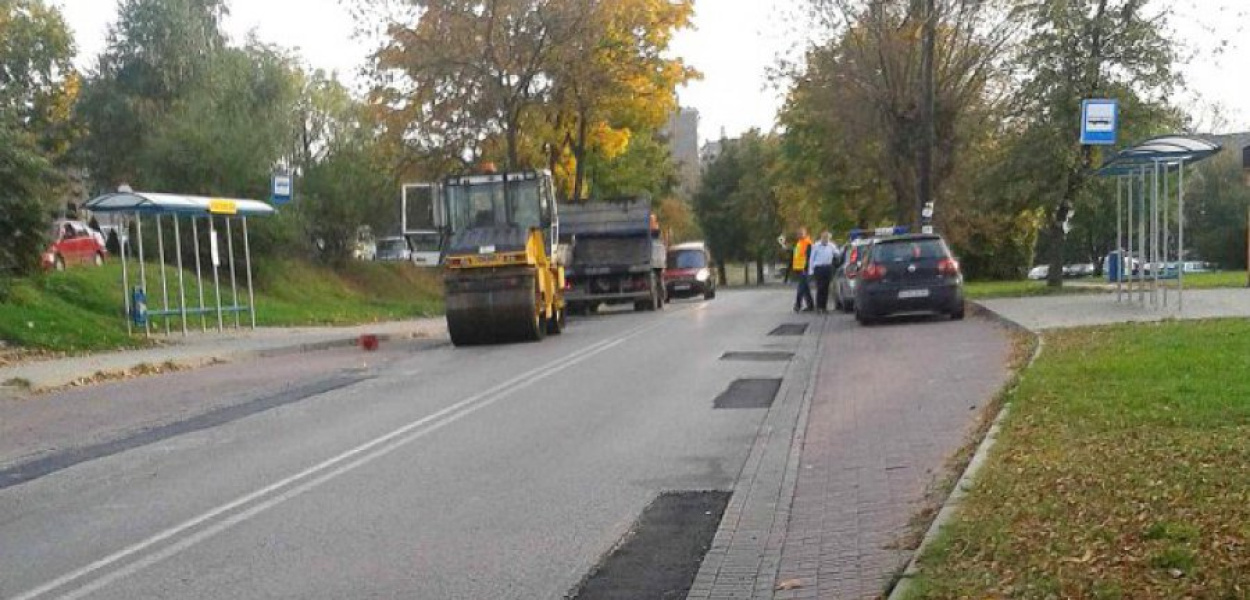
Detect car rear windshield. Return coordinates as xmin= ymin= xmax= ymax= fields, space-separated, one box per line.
xmin=668 ymin=249 xmax=707 ymax=269
xmin=870 ymin=238 xmax=948 ymax=263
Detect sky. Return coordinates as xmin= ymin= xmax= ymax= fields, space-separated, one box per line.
xmin=59 ymin=0 xmax=1250 ymax=144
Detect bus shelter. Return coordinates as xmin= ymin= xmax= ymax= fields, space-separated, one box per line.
xmin=1096 ymin=136 xmax=1222 ymax=312
xmin=83 ymin=191 xmax=276 ymax=337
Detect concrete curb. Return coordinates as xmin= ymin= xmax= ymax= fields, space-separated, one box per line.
xmin=686 ymin=315 xmax=827 ymax=600
xmin=886 ymin=306 xmax=1043 ymax=600
xmin=1 ymin=329 xmax=442 ymax=394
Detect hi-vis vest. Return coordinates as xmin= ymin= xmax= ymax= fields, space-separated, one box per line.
xmin=792 ymin=237 xmax=812 ymax=272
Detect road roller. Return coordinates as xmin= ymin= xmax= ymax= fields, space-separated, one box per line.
xmin=436 ymin=169 xmax=566 ymax=346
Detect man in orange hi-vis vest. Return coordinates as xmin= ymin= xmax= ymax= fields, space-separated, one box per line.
xmin=790 ymin=227 xmax=815 ymax=312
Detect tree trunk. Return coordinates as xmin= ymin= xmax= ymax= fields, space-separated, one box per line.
xmin=717 ymin=259 xmax=728 ymax=286
xmin=572 ymin=113 xmax=589 ymax=202
xmin=916 ymin=0 xmax=937 ymax=229
xmin=756 ymin=259 xmax=765 ymax=286
xmin=1045 ymin=216 xmax=1066 ymax=288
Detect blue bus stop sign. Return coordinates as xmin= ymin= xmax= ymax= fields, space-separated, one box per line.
xmin=271 ymin=174 xmax=293 ymax=205
xmin=1081 ymin=99 xmax=1118 ymax=146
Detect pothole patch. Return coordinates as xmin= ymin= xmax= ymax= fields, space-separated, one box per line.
xmin=568 ymin=491 xmax=731 ymax=600
xmin=714 ymin=378 xmax=782 ymax=410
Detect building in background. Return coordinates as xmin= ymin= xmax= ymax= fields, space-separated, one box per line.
xmin=665 ymin=107 xmax=700 ymax=199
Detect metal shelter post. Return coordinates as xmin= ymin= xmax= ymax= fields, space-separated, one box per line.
xmin=1120 ymin=176 xmax=1130 ymax=302
xmin=211 ymin=215 xmax=224 ymax=332
xmin=136 ymin=212 xmax=151 ymax=337
xmin=1178 ymin=159 xmax=1186 ymax=312
xmin=226 ymin=217 xmax=240 ymax=329
xmin=191 ymin=216 xmax=207 ymax=332
xmin=1139 ymin=166 xmax=1148 ymax=304
xmin=173 ymin=215 xmax=189 ymax=335
xmin=1126 ymin=174 xmax=1134 ymax=300
xmin=242 ymin=217 xmax=257 ymax=330
xmin=155 ymin=214 xmax=172 ymax=334
xmin=121 ymin=215 xmax=132 ymax=335
xmin=1162 ymin=162 xmax=1170 ymax=308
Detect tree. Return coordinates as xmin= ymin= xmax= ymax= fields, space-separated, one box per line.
xmin=791 ymin=0 xmax=1009 ymax=226
xmin=1007 ymin=0 xmax=1179 ymax=286
xmin=0 ymin=0 xmax=77 ymax=276
xmin=372 ymin=0 xmax=566 ymax=170
xmin=76 ymin=0 xmax=228 ymax=188
xmin=545 ymin=0 xmax=695 ymax=202
xmin=693 ymin=131 xmax=786 ymax=285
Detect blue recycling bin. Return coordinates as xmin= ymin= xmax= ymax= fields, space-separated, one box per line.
xmin=1105 ymin=251 xmax=1123 ymax=283
xmin=130 ymin=287 xmax=148 ymax=327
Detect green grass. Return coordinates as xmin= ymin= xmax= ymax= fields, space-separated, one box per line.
xmin=963 ymin=279 xmax=1106 ymax=300
xmin=0 ymin=259 xmax=443 ymax=353
xmin=904 ymin=320 xmax=1250 ymax=599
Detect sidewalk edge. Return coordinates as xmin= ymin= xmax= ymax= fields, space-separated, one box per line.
xmin=886 ymin=306 xmax=1043 ymax=600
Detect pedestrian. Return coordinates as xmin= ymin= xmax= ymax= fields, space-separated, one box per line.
xmin=790 ymin=227 xmax=815 ymax=312
xmin=809 ymin=231 xmax=840 ymax=313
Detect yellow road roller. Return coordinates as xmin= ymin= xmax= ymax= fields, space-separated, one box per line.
xmin=436 ymin=170 xmax=566 ymax=346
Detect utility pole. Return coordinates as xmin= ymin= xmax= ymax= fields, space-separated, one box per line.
xmin=917 ymin=0 xmax=937 ymax=230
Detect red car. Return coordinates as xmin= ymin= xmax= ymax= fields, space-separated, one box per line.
xmin=43 ymin=220 xmax=107 ymax=271
xmin=664 ymin=242 xmax=717 ymax=300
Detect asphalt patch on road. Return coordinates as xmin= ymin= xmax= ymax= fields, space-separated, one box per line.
xmin=769 ymin=323 xmax=809 ymax=336
xmin=0 ymin=373 xmax=370 ymax=490
xmin=568 ymin=491 xmax=731 ymax=600
xmin=714 ymin=378 xmax=782 ymax=409
xmin=720 ymin=351 xmax=794 ymax=362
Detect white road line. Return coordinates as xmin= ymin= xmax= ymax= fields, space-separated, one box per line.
xmin=11 ymin=312 xmax=678 ymax=600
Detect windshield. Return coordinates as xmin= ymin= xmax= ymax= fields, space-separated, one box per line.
xmin=409 ymin=233 xmax=441 ymax=252
xmin=447 ymin=178 xmax=545 ymax=233
xmin=377 ymin=239 xmax=408 ymax=257
xmin=667 ymin=249 xmax=707 ymax=269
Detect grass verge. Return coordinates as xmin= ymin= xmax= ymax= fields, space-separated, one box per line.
xmin=0 ymin=259 xmax=443 ymax=353
xmin=903 ymin=319 xmax=1250 ymax=599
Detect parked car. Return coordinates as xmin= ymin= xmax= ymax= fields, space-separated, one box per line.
xmin=43 ymin=220 xmax=107 ymax=271
xmin=664 ymin=242 xmax=716 ymax=300
xmin=854 ymin=233 xmax=965 ymax=324
xmin=833 ymin=238 xmax=873 ymax=313
xmin=374 ymin=236 xmax=412 ymax=262
xmin=1027 ymin=265 xmax=1049 ymax=280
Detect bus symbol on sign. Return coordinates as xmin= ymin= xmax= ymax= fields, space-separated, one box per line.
xmin=1081 ymin=99 xmax=1118 ymax=146
xmin=272 ymin=174 xmax=293 ymax=205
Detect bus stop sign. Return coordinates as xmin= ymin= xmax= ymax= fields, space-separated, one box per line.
xmin=1081 ymin=99 xmax=1118 ymax=146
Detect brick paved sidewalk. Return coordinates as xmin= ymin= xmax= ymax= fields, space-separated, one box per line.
xmin=690 ymin=314 xmax=1012 ymax=600
xmin=772 ymin=315 xmax=1011 ymax=599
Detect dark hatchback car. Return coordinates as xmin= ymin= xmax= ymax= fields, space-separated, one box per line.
xmin=664 ymin=242 xmax=716 ymax=300
xmin=854 ymin=234 xmax=964 ymax=324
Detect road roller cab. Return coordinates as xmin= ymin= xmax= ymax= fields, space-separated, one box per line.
xmin=437 ymin=170 xmax=566 ymax=346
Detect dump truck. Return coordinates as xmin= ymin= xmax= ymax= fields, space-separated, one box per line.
xmin=435 ymin=170 xmax=566 ymax=346
xmin=560 ymin=198 xmax=666 ymax=314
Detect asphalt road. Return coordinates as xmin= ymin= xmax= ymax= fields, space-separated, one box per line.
xmin=1 ymin=290 xmax=815 ymax=600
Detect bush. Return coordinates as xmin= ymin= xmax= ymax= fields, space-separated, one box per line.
xmin=946 ymin=208 xmax=1043 ymax=280
xmin=0 ymin=196 xmax=51 ymax=276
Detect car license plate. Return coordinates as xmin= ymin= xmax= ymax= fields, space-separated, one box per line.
xmin=674 ymin=284 xmax=692 ymax=291
xmin=899 ymin=289 xmax=930 ymax=299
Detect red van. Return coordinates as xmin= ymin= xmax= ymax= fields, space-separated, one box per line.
xmin=43 ymin=220 xmax=107 ymax=271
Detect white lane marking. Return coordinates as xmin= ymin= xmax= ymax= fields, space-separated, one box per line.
xmin=12 ymin=313 xmax=678 ymax=600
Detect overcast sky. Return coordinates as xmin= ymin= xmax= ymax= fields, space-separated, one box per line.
xmin=60 ymin=0 xmax=1250 ymax=143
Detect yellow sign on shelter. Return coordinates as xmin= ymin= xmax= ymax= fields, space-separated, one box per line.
xmin=209 ymin=199 xmax=238 ymax=215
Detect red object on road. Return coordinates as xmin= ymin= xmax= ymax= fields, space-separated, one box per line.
xmin=359 ymin=334 xmax=379 ymax=352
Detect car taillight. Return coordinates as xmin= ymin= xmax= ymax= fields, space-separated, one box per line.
xmin=938 ymin=258 xmax=961 ymax=277
xmin=861 ymin=264 xmax=886 ymax=282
